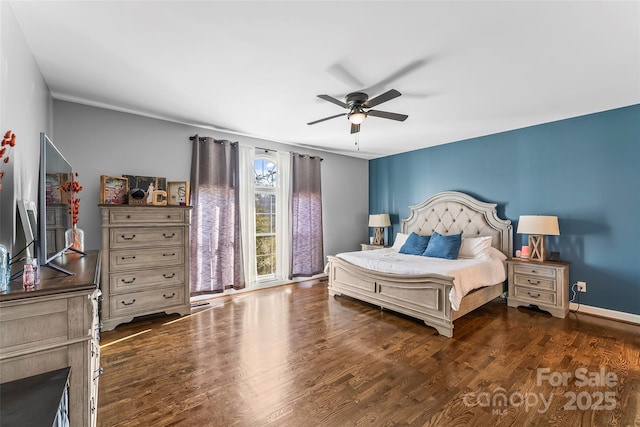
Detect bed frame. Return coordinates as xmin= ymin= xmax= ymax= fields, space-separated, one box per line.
xmin=327 ymin=191 xmax=512 ymax=337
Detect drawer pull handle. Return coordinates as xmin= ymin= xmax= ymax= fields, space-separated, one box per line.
xmin=163 ymin=293 xmax=176 ymax=299
xmin=94 ymin=367 xmax=104 ymax=380
xmin=121 ymin=256 xmax=136 ymax=260
xmin=126 ymin=215 xmax=131 ymax=219
xmin=121 ymin=299 xmax=136 ymax=306
xmin=167 ymin=215 xmax=172 ymax=219
xmin=163 ymin=253 xmax=176 ymax=257
xmin=527 ymin=292 xmax=540 ymax=299
xmin=121 ymin=234 xmax=136 ymax=240
xmin=121 ymin=277 xmax=136 ymax=284
xmin=163 ymin=233 xmax=176 ymax=238
xmin=527 ymin=279 xmax=541 ymax=285
xmin=163 ymin=273 xmax=176 ymax=279
xmin=531 ymin=270 xmax=537 ymax=273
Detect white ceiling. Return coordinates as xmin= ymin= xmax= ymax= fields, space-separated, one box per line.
xmin=9 ymin=1 xmax=640 ymax=159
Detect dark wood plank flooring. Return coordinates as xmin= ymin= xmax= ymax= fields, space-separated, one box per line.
xmin=98 ymin=280 xmax=640 ymax=426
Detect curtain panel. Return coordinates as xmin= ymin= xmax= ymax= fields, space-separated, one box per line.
xmin=291 ymin=154 xmax=324 ymax=277
xmin=190 ymin=136 xmax=245 ymax=295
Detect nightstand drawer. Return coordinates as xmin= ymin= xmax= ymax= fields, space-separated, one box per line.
xmin=513 ymin=264 xmax=556 ymax=278
xmin=513 ymin=286 xmax=556 ymax=306
xmin=513 ymin=274 xmax=556 ymax=291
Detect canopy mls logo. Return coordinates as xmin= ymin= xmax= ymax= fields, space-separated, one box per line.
xmin=462 ymin=367 xmax=618 ymax=415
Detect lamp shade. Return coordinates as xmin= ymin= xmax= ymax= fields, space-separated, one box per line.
xmin=517 ymin=215 xmax=560 ymax=236
xmin=368 ymin=214 xmax=391 ymax=227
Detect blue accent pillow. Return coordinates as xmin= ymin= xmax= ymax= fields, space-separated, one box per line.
xmin=399 ymin=232 xmax=430 ymax=255
xmin=422 ymin=232 xmax=462 ymax=260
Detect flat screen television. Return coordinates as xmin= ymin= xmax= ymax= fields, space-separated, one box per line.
xmin=37 ymin=132 xmax=83 ymax=274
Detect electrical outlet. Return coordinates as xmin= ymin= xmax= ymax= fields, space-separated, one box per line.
xmin=577 ymin=281 xmax=587 ymax=292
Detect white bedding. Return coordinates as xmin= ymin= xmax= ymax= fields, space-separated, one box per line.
xmin=335 ymin=248 xmax=507 ymax=311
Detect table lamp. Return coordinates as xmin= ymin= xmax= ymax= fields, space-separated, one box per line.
xmin=369 ymin=214 xmax=391 ymax=246
xmin=516 ymin=215 xmax=560 ymax=261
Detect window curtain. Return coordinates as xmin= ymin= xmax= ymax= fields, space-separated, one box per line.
xmin=275 ymin=151 xmax=292 ymax=280
xmin=190 ymin=136 xmax=244 ymax=295
xmin=291 ymin=154 xmax=324 ymax=277
xmin=239 ymin=144 xmax=257 ymax=288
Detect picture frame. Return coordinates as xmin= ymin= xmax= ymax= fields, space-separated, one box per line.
xmin=167 ymin=181 xmax=190 ymax=206
xmin=123 ymin=175 xmax=167 ymax=193
xmin=100 ymin=175 xmax=129 ymax=205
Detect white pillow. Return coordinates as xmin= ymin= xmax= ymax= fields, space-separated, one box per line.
xmin=391 ymin=232 xmax=410 ymax=252
xmin=487 ymin=246 xmax=507 ymax=260
xmin=458 ymin=236 xmax=493 ymax=259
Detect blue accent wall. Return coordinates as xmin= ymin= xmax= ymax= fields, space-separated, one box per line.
xmin=369 ymin=104 xmax=640 ymax=315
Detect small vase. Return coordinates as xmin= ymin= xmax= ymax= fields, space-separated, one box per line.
xmin=65 ymin=227 xmax=85 ymax=252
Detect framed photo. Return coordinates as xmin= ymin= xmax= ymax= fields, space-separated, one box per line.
xmin=123 ymin=175 xmax=167 ymax=193
xmin=100 ymin=175 xmax=129 ymax=205
xmin=168 ymin=181 xmax=190 ymax=206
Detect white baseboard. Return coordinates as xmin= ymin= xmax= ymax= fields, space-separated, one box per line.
xmin=569 ymin=302 xmax=640 ymax=325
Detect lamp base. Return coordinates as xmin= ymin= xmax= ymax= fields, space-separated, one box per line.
xmin=373 ymin=227 xmax=385 ymax=246
xmin=529 ymin=234 xmax=547 ymax=261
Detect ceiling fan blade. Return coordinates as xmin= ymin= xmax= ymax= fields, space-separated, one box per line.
xmin=307 ymin=113 xmax=347 ymax=125
xmin=364 ymin=59 xmax=429 ymax=95
xmin=350 ymin=123 xmax=361 ymax=134
xmin=367 ymin=110 xmax=408 ymax=122
xmin=328 ymin=63 xmax=365 ymax=89
xmin=317 ymin=94 xmax=348 ymax=109
xmin=363 ymin=89 xmax=401 ymax=108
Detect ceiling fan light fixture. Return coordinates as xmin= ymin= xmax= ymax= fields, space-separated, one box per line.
xmin=348 ymin=111 xmax=366 ymax=125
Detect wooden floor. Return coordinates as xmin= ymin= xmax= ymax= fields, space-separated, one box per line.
xmin=98 ymin=280 xmax=640 ymax=427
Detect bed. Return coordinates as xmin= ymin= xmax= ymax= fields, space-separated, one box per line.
xmin=327 ymin=191 xmax=513 ymax=337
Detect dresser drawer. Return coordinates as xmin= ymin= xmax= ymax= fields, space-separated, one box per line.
xmin=513 ymin=274 xmax=556 ymax=291
xmin=109 ymin=286 xmax=186 ymax=316
xmin=110 ymin=266 xmax=185 ymax=293
xmin=110 ymin=227 xmax=184 ymax=249
xmin=109 ymin=247 xmax=184 ymax=271
xmin=109 ymin=208 xmax=186 ymax=224
xmin=513 ymin=286 xmax=556 ymax=306
xmin=513 ymin=264 xmax=556 ymax=279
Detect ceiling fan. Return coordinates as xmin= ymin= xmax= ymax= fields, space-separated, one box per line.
xmin=307 ymin=89 xmax=408 ymax=134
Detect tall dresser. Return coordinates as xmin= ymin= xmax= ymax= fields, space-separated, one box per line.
xmin=100 ymin=205 xmax=191 ymax=331
xmin=0 ymin=251 xmax=101 ymax=427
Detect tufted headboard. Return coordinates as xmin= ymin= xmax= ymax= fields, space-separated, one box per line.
xmin=401 ymin=191 xmax=513 ymax=257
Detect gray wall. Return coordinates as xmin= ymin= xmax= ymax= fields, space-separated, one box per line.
xmin=0 ymin=2 xmax=52 ymax=256
xmin=53 ymin=100 xmax=369 ymax=262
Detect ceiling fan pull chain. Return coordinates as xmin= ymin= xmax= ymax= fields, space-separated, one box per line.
xmin=355 ymin=133 xmax=360 ymax=151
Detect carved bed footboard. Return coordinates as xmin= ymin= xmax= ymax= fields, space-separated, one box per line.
xmin=327 ymin=255 xmax=457 ymax=336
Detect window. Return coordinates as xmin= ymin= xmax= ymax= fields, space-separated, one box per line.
xmin=254 ymin=157 xmax=277 ymax=278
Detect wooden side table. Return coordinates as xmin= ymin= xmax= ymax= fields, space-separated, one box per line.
xmin=506 ymin=258 xmax=570 ymax=318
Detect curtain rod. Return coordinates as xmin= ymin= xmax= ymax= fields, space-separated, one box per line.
xmin=189 ymin=135 xmax=322 ymax=160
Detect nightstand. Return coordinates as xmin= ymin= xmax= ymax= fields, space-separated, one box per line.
xmin=360 ymin=243 xmax=388 ymax=251
xmin=506 ymin=258 xmax=569 ymax=318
